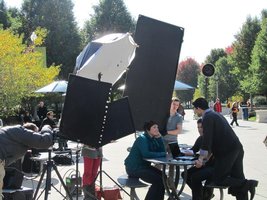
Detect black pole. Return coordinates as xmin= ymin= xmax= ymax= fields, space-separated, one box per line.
xmin=205 ymin=77 xmax=208 ymax=100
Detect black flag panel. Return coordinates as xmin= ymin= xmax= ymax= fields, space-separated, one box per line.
xmin=123 ymin=15 xmax=184 ymax=130
xmin=60 ymin=74 xmax=111 ymax=146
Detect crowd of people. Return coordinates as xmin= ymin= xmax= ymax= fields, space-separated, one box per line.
xmin=0 ymin=97 xmax=259 ymax=200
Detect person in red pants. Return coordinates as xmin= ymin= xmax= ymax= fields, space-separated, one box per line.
xmin=82 ymin=145 xmax=103 ymax=200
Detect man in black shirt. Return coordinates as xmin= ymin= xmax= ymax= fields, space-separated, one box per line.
xmin=37 ymin=101 xmax=48 ymax=122
xmin=192 ymin=98 xmax=258 ymax=200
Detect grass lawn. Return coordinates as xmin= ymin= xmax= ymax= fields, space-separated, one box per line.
xmin=249 ymin=116 xmax=256 ymax=121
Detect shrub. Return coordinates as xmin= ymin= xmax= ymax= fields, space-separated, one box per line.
xmin=253 ymin=96 xmax=267 ymax=106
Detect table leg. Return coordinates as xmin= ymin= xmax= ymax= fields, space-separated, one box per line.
xmin=177 ymin=165 xmax=187 ymax=196
xmin=162 ymin=165 xmax=180 ymax=200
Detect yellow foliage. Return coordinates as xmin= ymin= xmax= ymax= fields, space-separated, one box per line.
xmin=0 ymin=28 xmax=60 ymax=117
xmin=33 ymin=27 xmax=48 ymax=46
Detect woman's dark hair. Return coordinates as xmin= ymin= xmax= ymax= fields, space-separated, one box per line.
xmin=143 ymin=121 xmax=158 ymax=132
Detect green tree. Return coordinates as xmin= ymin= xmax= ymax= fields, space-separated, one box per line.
xmin=82 ymin=0 xmax=136 ymax=44
xmin=20 ymin=0 xmax=81 ymax=79
xmin=6 ymin=7 xmax=23 ymax=34
xmin=229 ymin=16 xmax=261 ymax=93
xmin=250 ymin=16 xmax=267 ymax=95
xmin=0 ymin=28 xmax=60 ymax=118
xmin=0 ymin=0 xmax=10 ymax=28
xmin=176 ymin=58 xmax=200 ymax=102
xmin=208 ymin=57 xmax=239 ymax=102
xmin=198 ymin=48 xmax=226 ymax=100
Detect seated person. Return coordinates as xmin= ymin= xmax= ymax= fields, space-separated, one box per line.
xmin=22 ymin=111 xmax=33 ymax=123
xmin=182 ymin=119 xmax=214 ymax=200
xmin=124 ymin=121 xmax=166 ymax=200
xmin=40 ymin=111 xmax=57 ymax=129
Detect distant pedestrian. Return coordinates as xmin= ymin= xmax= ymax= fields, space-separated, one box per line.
xmin=213 ymin=98 xmax=222 ymax=113
xmin=230 ymin=102 xmax=239 ymax=126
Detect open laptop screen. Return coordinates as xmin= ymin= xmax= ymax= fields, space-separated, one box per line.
xmin=168 ymin=142 xmax=182 ymax=158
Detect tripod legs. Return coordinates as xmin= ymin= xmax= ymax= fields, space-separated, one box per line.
xmin=33 ymin=160 xmax=73 ymax=200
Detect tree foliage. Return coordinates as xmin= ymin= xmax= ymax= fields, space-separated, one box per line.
xmin=82 ymin=0 xmax=136 ymax=44
xmin=0 ymin=0 xmax=10 ymax=28
xmin=20 ymin=0 xmax=81 ymax=79
xmin=229 ymin=16 xmax=261 ymax=91
xmin=0 ymin=28 xmax=60 ymax=117
xmin=208 ymin=57 xmax=239 ymax=102
xmin=198 ymin=48 xmax=226 ymax=101
xmin=176 ymin=58 xmax=200 ymax=102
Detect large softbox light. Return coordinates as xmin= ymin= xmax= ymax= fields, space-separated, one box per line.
xmin=60 ymin=74 xmax=135 ymax=148
xmin=123 ymin=15 xmax=184 ymax=131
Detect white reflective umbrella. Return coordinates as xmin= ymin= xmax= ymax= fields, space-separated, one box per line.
xmin=35 ymin=80 xmax=68 ymax=93
xmin=76 ymin=33 xmax=138 ymax=84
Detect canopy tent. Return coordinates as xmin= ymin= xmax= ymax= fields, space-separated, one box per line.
xmin=35 ymin=80 xmax=68 ymax=93
xmin=174 ymin=80 xmax=194 ymax=91
xmin=118 ymin=80 xmax=194 ymax=91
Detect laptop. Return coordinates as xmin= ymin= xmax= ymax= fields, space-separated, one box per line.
xmin=168 ymin=142 xmax=197 ymax=161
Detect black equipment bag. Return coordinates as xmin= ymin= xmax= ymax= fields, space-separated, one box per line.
xmin=53 ymin=153 xmax=73 ymax=165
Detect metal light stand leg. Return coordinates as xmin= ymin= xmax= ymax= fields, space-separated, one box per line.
xmin=33 ymin=149 xmax=73 ymax=200
xmin=95 ymin=158 xmax=131 ymax=197
xmin=68 ymin=149 xmax=81 ymax=200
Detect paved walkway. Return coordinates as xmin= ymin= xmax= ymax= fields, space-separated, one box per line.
xmin=21 ymin=109 xmax=267 ymax=200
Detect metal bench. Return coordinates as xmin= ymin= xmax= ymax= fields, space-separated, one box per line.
xmin=117 ymin=174 xmax=148 ymax=200
xmin=205 ymin=184 xmax=229 ymax=200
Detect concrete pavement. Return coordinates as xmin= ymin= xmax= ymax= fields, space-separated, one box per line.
xmin=21 ymin=109 xmax=267 ymax=200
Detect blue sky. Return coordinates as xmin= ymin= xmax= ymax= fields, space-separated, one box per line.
xmin=6 ymin=0 xmax=267 ymax=63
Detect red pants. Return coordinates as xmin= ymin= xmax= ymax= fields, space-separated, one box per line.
xmin=83 ymin=157 xmax=101 ymax=186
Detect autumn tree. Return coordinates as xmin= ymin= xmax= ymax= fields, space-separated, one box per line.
xmin=82 ymin=0 xmax=136 ymax=44
xmin=176 ymin=58 xmax=200 ymax=102
xmin=0 ymin=28 xmax=60 ymax=118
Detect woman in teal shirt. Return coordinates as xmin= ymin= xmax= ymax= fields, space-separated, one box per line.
xmin=125 ymin=121 xmax=166 ymax=200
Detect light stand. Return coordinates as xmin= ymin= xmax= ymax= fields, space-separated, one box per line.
xmin=68 ymin=145 xmax=81 ymax=200
xmin=33 ymin=148 xmax=73 ymax=200
xmin=94 ymin=158 xmax=131 ymax=198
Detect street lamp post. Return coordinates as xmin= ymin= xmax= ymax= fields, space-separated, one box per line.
xmin=215 ymin=75 xmax=219 ymax=99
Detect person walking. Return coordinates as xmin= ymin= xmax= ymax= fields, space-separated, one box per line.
xmin=230 ymin=102 xmax=239 ymax=126
xmin=192 ymin=98 xmax=258 ymax=200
